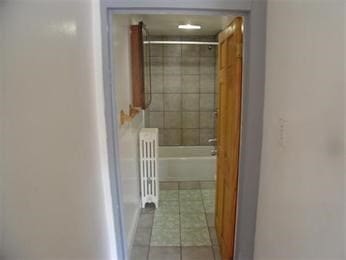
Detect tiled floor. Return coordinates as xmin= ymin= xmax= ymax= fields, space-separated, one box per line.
xmin=131 ymin=181 xmax=220 ymax=260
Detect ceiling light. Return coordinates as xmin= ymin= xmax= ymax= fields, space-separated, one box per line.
xmin=178 ymin=24 xmax=201 ymax=30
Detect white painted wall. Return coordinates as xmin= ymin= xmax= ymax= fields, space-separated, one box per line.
xmin=112 ymin=15 xmax=144 ymax=251
xmin=0 ymin=1 xmax=5 ymax=253
xmin=255 ymin=1 xmax=345 ymax=260
xmin=0 ymin=1 xmax=117 ymax=259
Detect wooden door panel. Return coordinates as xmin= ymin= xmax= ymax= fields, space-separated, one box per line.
xmin=215 ymin=17 xmax=243 ymax=260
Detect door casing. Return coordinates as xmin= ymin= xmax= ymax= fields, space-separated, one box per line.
xmin=100 ymin=1 xmax=267 ymax=260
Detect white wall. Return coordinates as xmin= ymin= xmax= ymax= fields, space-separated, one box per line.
xmin=0 ymin=1 xmax=5 ymax=253
xmin=255 ymin=1 xmax=345 ymax=260
xmin=0 ymin=1 xmax=116 ymax=259
xmin=112 ymin=15 xmax=143 ymax=251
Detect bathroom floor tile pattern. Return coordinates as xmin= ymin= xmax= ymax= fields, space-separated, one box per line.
xmin=131 ymin=181 xmax=219 ymax=260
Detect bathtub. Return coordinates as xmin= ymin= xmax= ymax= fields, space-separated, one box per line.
xmin=158 ymin=146 xmax=216 ymax=182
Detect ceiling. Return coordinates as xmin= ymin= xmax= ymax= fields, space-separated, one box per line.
xmin=130 ymin=14 xmax=235 ymax=36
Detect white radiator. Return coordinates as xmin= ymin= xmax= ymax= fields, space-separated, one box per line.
xmin=139 ymin=128 xmax=159 ymax=208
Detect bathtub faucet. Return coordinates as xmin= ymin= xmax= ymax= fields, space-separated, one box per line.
xmin=208 ymin=138 xmax=217 ymax=145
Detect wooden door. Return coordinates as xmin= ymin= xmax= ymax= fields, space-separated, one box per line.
xmin=215 ymin=17 xmax=243 ymax=260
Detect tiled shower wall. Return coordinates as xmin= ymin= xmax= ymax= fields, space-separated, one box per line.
xmin=145 ymin=36 xmax=218 ymax=146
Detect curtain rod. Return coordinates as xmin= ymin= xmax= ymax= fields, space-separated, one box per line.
xmin=143 ymin=40 xmax=218 ymax=46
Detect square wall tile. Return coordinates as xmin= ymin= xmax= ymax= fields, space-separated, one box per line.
xmin=150 ymin=44 xmax=163 ymax=57
xmin=151 ymin=56 xmax=163 ymax=74
xmin=200 ymin=112 xmax=215 ymax=128
xmin=150 ymin=36 xmax=163 ymax=41
xmin=200 ymin=56 xmax=216 ymax=65
xmin=215 ymin=94 xmax=219 ymax=109
xmin=215 ymin=75 xmax=219 ymax=92
xmin=182 ymin=56 xmax=199 ymax=75
xmin=200 ymin=44 xmax=217 ymax=57
xmin=200 ymin=57 xmax=216 ymax=74
xmin=164 ymin=57 xmax=181 ymax=75
xmin=164 ymin=112 xmax=182 ymax=128
xmin=163 ymin=44 xmax=181 ymax=57
xmin=182 ymin=94 xmax=199 ymax=111
xmin=179 ymin=181 xmax=200 ymax=190
xmin=200 ymin=181 xmax=216 ymax=190
xmin=160 ymin=182 xmax=179 ymax=190
xmin=182 ymin=44 xmax=200 ymax=57
xmin=144 ymin=110 xmax=150 ymax=127
xmin=199 ymin=36 xmax=216 ymax=41
xmin=200 ymin=129 xmax=215 ymax=145
xmin=149 ymin=94 xmax=163 ymax=111
xmin=164 ymin=94 xmax=181 ymax=111
xmin=182 ymin=112 xmax=199 ymax=128
xmin=163 ymin=129 xmax=182 ymax=145
xmin=200 ymin=74 xmax=215 ymax=93
xmin=182 ymin=75 xmax=199 ymax=93
xmin=182 ymin=129 xmax=200 ymax=146
xmin=151 ymin=74 xmax=163 ymax=93
xmin=149 ymin=112 xmax=164 ymax=128
xmin=159 ymin=129 xmax=164 ymax=145
xmin=164 ymin=75 xmax=181 ymax=93
xmin=200 ymin=94 xmax=214 ymax=111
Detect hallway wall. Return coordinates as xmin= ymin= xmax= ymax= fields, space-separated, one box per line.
xmin=0 ymin=1 xmax=116 ymax=259
xmin=0 ymin=2 xmax=4 ymax=253
xmin=255 ymin=1 xmax=345 ymax=259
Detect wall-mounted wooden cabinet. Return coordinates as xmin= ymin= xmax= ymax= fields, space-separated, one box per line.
xmin=130 ymin=22 xmax=145 ymax=108
xmin=130 ymin=22 xmax=151 ymax=110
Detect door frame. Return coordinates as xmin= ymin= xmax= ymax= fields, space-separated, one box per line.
xmin=100 ymin=1 xmax=267 ymax=259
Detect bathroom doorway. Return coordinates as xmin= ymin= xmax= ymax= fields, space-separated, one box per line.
xmin=110 ymin=12 xmax=243 ymax=260
xmin=102 ymin=2 xmax=266 ymax=259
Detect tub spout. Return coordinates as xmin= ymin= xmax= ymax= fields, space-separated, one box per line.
xmin=208 ymin=138 xmax=217 ymax=144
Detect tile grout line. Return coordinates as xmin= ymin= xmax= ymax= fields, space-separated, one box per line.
xmin=146 ymin=209 xmax=154 ymax=260
xmin=178 ymin=184 xmax=183 ymax=260
xmin=148 ymin=38 xmax=216 ymax=146
xmin=180 ymin=41 xmax=183 ymax=146
xmin=200 ymin=181 xmax=215 ymax=260
xmin=198 ymin=44 xmax=201 ymax=145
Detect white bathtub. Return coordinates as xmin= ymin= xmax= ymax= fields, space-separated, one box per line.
xmin=158 ymin=146 xmax=216 ymax=182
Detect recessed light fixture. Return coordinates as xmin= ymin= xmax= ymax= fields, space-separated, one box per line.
xmin=178 ymin=24 xmax=201 ymax=30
